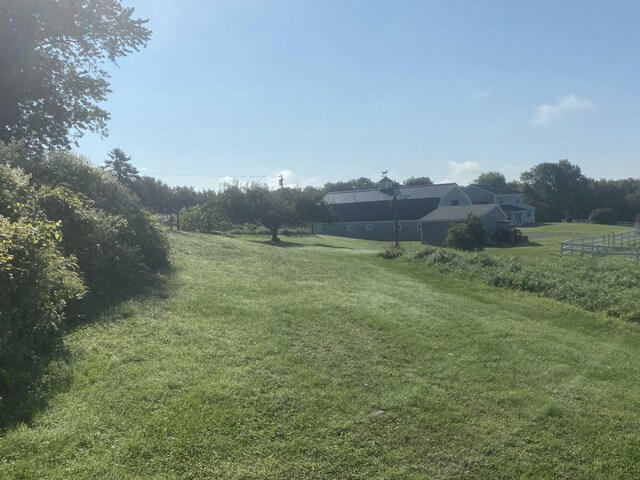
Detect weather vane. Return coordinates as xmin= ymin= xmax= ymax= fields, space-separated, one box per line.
xmin=382 ymin=170 xmax=388 ymax=177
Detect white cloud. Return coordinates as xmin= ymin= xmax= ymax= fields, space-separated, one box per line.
xmin=532 ymin=94 xmax=595 ymax=126
xmin=440 ymin=161 xmax=480 ymax=185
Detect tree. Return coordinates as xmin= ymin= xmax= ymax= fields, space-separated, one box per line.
xmin=403 ymin=176 xmax=433 ymax=186
xmin=443 ymin=215 xmax=487 ymax=250
xmin=219 ymin=183 xmax=335 ymax=242
xmin=473 ymin=171 xmax=506 ymax=185
xmin=0 ymin=0 xmax=151 ymax=151
xmin=589 ymin=208 xmax=617 ymax=225
xmin=323 ymin=177 xmax=377 ymax=192
xmin=520 ymin=159 xmax=588 ymax=221
xmin=103 ymin=148 xmax=139 ymax=187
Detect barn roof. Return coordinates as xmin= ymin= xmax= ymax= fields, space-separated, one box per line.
xmin=420 ymin=204 xmax=506 ymax=222
xmin=469 ymin=184 xmax=523 ymax=195
xmin=323 ymin=183 xmax=458 ymax=205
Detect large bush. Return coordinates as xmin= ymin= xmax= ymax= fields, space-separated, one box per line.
xmin=5 ymin=145 xmax=169 ymax=272
xmin=589 ymin=208 xmax=617 ymax=225
xmin=443 ymin=214 xmax=487 ymax=251
xmin=0 ymin=186 xmax=85 ymax=395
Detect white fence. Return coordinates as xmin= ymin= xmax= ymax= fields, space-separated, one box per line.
xmin=561 ymin=227 xmax=640 ymax=259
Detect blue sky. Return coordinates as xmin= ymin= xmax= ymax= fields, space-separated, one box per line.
xmin=78 ymin=0 xmax=640 ymax=190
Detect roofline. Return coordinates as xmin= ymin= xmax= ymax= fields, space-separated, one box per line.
xmin=420 ymin=204 xmax=504 ymax=222
xmin=466 ymin=184 xmax=523 ymax=195
xmin=324 ymin=182 xmax=458 ymax=195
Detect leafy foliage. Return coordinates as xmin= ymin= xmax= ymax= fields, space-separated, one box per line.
xmin=0 ymin=0 xmax=151 ymax=151
xmin=103 ymin=148 xmax=139 ymax=188
xmin=0 ymin=167 xmax=85 ymax=398
xmin=403 ymin=176 xmax=433 ymax=186
xmin=473 ymin=171 xmax=506 ymax=185
xmin=411 ymin=246 xmax=640 ymax=322
xmin=589 ymin=208 xmax=617 ymax=225
xmin=443 ymin=214 xmax=488 ymax=251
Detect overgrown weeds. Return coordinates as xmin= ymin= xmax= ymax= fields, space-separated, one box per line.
xmin=407 ymin=246 xmax=640 ymax=322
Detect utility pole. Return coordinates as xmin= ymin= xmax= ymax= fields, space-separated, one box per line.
xmin=392 ymin=194 xmax=399 ymax=248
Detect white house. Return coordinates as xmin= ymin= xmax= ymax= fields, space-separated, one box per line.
xmin=463 ymin=184 xmax=536 ymax=225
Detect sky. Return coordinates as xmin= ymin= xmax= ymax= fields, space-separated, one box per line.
xmin=77 ymin=0 xmax=640 ymax=190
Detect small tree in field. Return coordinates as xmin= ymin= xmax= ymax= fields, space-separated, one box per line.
xmin=443 ymin=214 xmax=487 ymax=250
xmin=218 ymin=183 xmax=334 ymax=242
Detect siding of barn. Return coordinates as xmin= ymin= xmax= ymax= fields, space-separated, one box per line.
xmin=316 ymin=220 xmax=423 ymax=241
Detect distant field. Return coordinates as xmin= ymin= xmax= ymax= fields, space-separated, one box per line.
xmin=488 ymin=222 xmax=628 ymax=257
xmin=389 ymin=222 xmax=628 ymax=258
xmin=2 ymin=231 xmax=640 ymax=478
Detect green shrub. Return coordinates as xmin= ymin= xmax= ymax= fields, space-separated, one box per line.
xmin=5 ymin=147 xmax=169 ymax=272
xmin=564 ymin=216 xmax=574 ymax=223
xmin=0 ymin=215 xmax=85 ymax=393
xmin=443 ymin=214 xmax=487 ymax=251
xmin=589 ymin=208 xmax=617 ymax=225
xmin=377 ymin=246 xmax=406 ymax=259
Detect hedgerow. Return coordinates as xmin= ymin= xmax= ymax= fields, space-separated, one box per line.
xmin=0 ymin=143 xmax=170 ymax=404
xmin=409 ymin=247 xmax=640 ymax=322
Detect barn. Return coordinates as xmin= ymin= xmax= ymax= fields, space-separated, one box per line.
xmin=318 ymin=177 xmax=472 ymax=241
xmin=420 ymin=204 xmax=508 ymax=245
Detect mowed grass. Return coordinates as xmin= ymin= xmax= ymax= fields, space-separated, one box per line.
xmin=487 ymin=222 xmax=628 ymax=257
xmin=2 ymin=231 xmax=640 ymax=478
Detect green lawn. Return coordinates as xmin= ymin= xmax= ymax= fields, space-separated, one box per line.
xmin=487 ymin=222 xmax=628 ymax=257
xmin=2 ymin=231 xmax=640 ymax=478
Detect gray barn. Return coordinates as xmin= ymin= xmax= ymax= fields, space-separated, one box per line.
xmin=420 ymin=204 xmax=508 ymax=245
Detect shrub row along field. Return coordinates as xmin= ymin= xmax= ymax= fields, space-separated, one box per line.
xmin=0 ymin=142 xmax=169 ymax=415
xmin=383 ymin=246 xmax=640 ymax=322
xmin=2 ymin=232 xmax=640 ymax=478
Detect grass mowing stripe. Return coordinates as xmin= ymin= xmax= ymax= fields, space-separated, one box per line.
xmin=1 ymin=231 xmax=639 ymax=478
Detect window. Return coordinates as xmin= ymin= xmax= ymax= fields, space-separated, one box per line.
xmin=396 ymin=223 xmax=402 ymax=231
xmin=498 ymin=196 xmax=504 ymax=204
xmin=450 ymin=199 xmax=459 ymax=206
xmin=366 ymin=224 xmax=374 ymax=231
xmin=417 ymin=223 xmax=422 ymax=231
xmin=515 ymin=197 xmax=521 ymax=203
xmin=346 ymin=224 xmax=353 ymax=231
xmin=527 ymin=211 xmax=532 ymax=218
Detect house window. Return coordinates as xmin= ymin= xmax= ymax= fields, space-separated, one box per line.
xmin=515 ymin=197 xmax=521 ymax=203
xmin=450 ymin=200 xmax=459 ymax=206
xmin=396 ymin=223 xmax=402 ymax=231
xmin=527 ymin=211 xmax=532 ymax=218
xmin=417 ymin=223 xmax=422 ymax=231
xmin=346 ymin=224 xmax=354 ymax=231
xmin=366 ymin=224 xmax=374 ymax=231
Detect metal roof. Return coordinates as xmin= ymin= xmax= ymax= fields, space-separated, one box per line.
xmin=468 ymin=184 xmax=523 ymax=195
xmin=323 ymin=183 xmax=458 ymax=205
xmin=420 ymin=204 xmax=506 ymax=222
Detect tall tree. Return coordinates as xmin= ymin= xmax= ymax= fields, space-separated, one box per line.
xmin=521 ymin=159 xmax=588 ymax=220
xmin=0 ymin=0 xmax=151 ymax=151
xmin=473 ymin=171 xmax=506 ymax=185
xmin=403 ymin=176 xmax=433 ymax=186
xmin=103 ymin=148 xmax=139 ymax=187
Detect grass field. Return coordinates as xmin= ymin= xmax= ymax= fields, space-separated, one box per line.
xmin=2 ymin=231 xmax=640 ymax=478
xmin=393 ymin=222 xmax=628 ymax=258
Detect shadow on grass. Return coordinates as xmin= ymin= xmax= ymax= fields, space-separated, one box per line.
xmin=489 ymin=241 xmax=543 ymax=250
xmin=0 ymin=269 xmax=171 ymax=433
xmin=245 ymin=238 xmax=354 ymax=250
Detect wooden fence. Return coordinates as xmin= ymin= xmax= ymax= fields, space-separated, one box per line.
xmin=561 ymin=228 xmax=640 ymax=259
